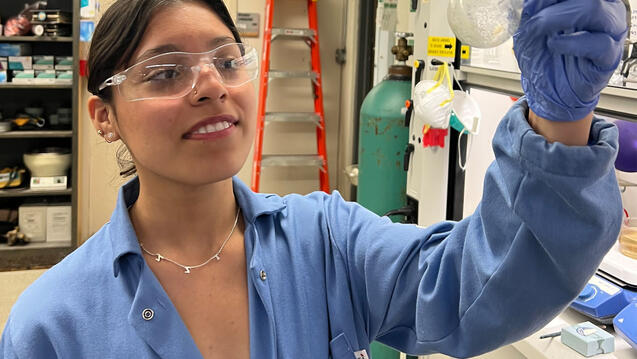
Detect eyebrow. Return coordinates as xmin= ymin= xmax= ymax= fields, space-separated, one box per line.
xmin=132 ymin=36 xmax=236 ymax=64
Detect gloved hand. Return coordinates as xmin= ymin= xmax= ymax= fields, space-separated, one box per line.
xmin=513 ymin=0 xmax=628 ymax=122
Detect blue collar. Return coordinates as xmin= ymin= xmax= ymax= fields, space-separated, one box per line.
xmin=109 ymin=176 xmax=286 ymax=277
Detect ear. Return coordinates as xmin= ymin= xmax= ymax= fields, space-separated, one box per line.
xmin=88 ymin=95 xmax=120 ymax=142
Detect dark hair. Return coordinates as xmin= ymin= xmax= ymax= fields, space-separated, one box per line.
xmin=87 ymin=0 xmax=241 ymax=177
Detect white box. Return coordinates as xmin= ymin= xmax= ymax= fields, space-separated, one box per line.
xmin=54 ymin=56 xmax=73 ymax=70
xmin=34 ymin=70 xmax=57 ymax=84
xmin=55 ymin=70 xmax=73 ymax=84
xmin=46 ymin=205 xmax=71 ymax=242
xmin=11 ymin=70 xmax=35 ymax=84
xmin=19 ymin=205 xmax=47 ymax=242
xmin=33 ymin=56 xmax=55 ymax=70
xmin=8 ymin=56 xmax=33 ymax=70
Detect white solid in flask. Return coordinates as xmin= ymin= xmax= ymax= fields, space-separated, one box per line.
xmin=447 ymin=0 xmax=524 ymax=48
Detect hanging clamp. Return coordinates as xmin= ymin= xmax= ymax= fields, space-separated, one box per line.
xmin=403 ymin=143 xmax=415 ymax=171
xmin=414 ymin=59 xmax=425 ymax=84
xmin=404 ymin=99 xmax=413 ymax=127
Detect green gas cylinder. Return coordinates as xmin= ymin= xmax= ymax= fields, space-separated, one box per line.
xmin=358 ymin=64 xmax=412 ymax=359
xmin=357 ymin=64 xmax=412 ymax=223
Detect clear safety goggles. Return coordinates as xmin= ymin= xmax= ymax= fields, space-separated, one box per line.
xmin=98 ymin=42 xmax=258 ymax=102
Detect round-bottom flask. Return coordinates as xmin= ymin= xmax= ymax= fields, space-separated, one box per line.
xmin=447 ymin=0 xmax=523 ymax=48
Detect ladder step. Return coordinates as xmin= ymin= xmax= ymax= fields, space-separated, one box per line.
xmin=268 ymin=71 xmax=318 ymax=80
xmin=271 ymin=28 xmax=315 ymax=41
xmin=252 ymin=0 xmax=330 ymax=193
xmin=261 ymin=155 xmax=324 ymax=168
xmin=265 ymin=112 xmax=321 ymax=126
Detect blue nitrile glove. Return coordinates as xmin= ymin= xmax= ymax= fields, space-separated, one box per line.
xmin=513 ymin=0 xmax=628 ymax=122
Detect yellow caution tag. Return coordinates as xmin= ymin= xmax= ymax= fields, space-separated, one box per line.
xmin=461 ymin=45 xmax=470 ymax=60
xmin=427 ymin=37 xmax=456 ymax=58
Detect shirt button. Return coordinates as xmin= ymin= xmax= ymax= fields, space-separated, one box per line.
xmin=142 ymin=308 xmax=154 ymax=321
xmin=259 ymin=270 xmax=267 ymax=281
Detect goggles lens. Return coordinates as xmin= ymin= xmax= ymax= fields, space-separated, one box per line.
xmin=101 ymin=43 xmax=258 ymax=102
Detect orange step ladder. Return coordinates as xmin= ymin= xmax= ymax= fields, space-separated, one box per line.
xmin=251 ymin=0 xmax=330 ymax=193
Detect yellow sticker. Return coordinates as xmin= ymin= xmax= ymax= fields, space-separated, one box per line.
xmin=461 ymin=45 xmax=470 ymax=60
xmin=427 ymin=37 xmax=456 ymax=58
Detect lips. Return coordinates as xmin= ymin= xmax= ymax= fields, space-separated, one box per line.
xmin=183 ymin=115 xmax=238 ymax=139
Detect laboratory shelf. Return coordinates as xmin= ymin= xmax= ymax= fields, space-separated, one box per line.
xmin=0 ymin=241 xmax=73 ymax=270
xmin=0 ymin=131 xmax=73 ymax=139
xmin=0 ymin=84 xmax=72 ymax=89
xmin=0 ymin=241 xmax=72 ymax=252
xmin=0 ymin=0 xmax=80 ymax=272
xmin=0 ymin=188 xmax=72 ymax=198
xmin=0 ymin=36 xmax=73 ymax=42
xmin=460 ymin=65 xmax=637 ymax=121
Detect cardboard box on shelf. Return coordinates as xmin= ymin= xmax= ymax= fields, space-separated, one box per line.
xmin=33 ymin=56 xmax=55 ymax=70
xmin=19 ymin=205 xmax=47 ymax=243
xmin=54 ymin=56 xmax=73 ymax=70
xmin=11 ymin=70 xmax=35 ymax=84
xmin=55 ymin=70 xmax=73 ymax=84
xmin=8 ymin=56 xmax=33 ymax=70
xmin=46 ymin=205 xmax=71 ymax=243
xmin=35 ymin=70 xmax=57 ymax=84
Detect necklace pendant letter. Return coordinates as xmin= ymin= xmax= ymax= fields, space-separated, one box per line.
xmin=155 ymin=254 xmax=163 ymax=262
xmin=184 ymin=267 xmax=191 ymax=274
xmin=214 ymin=255 xmax=220 ymax=261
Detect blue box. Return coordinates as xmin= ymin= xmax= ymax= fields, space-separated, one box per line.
xmin=0 ymin=44 xmax=31 ymax=57
xmin=561 ymin=321 xmax=614 ymax=357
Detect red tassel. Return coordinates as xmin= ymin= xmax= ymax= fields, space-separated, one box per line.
xmin=421 ymin=128 xmax=448 ymax=148
xmin=79 ymin=60 xmax=88 ymax=77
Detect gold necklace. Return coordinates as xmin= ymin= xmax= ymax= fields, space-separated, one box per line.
xmin=139 ymin=208 xmax=241 ymax=274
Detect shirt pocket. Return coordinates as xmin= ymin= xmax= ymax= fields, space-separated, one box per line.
xmin=329 ymin=332 xmax=354 ymax=359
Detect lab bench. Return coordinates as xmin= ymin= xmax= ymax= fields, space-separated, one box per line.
xmin=404 ymin=309 xmax=637 ymax=359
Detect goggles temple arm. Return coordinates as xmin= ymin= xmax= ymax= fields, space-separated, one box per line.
xmin=98 ymin=73 xmax=127 ymax=92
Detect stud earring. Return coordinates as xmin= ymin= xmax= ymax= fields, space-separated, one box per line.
xmin=97 ymin=129 xmax=104 ymax=136
xmin=105 ymin=132 xmax=115 ymax=143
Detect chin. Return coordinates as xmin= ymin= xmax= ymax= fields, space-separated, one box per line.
xmin=174 ymin=158 xmax=246 ymax=186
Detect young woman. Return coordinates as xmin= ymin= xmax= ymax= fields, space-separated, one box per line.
xmin=1 ymin=0 xmax=628 ymax=358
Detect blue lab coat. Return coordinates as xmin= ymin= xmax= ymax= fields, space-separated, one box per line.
xmin=1 ymin=99 xmax=623 ymax=358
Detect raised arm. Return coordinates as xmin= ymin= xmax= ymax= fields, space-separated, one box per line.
xmin=321 ymin=1 xmax=628 ymax=357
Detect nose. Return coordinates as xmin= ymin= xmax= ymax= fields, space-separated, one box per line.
xmin=190 ymin=63 xmax=228 ymax=104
